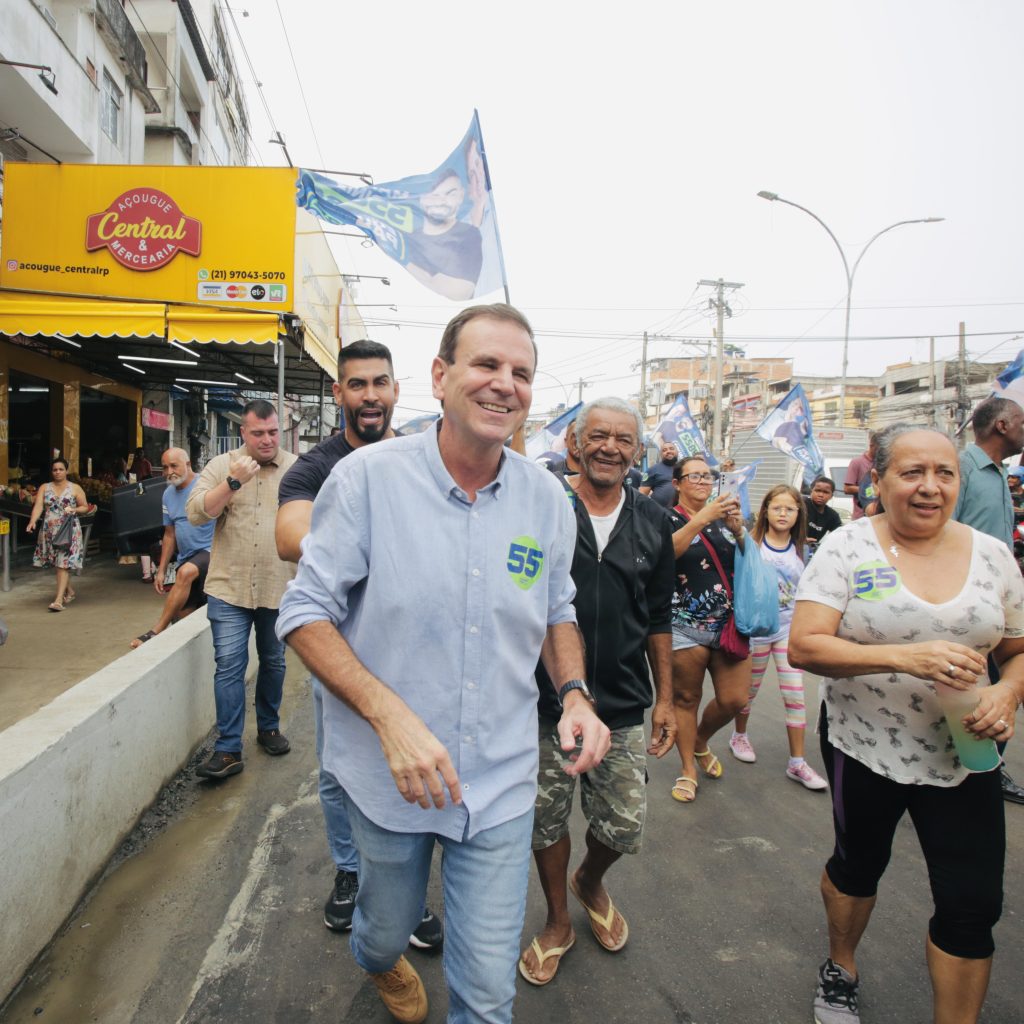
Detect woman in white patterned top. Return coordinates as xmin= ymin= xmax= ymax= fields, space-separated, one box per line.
xmin=790 ymin=424 xmax=1024 ymax=1024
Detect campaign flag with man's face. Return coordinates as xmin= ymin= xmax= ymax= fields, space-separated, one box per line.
xmin=755 ymin=384 xmax=824 ymax=476
xmin=650 ymin=394 xmax=717 ymax=466
xmin=296 ymin=111 xmax=506 ymax=300
xmin=526 ymin=402 xmax=583 ymax=463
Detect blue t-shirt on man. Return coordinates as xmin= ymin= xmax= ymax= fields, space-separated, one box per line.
xmin=163 ymin=476 xmax=215 ymax=560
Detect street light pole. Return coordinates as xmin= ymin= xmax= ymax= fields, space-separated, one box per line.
xmin=757 ymin=191 xmax=943 ymax=427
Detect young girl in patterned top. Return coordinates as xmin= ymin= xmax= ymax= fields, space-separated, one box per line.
xmin=728 ymin=484 xmax=828 ymax=790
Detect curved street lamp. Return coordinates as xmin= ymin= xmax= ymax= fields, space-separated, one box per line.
xmin=757 ymin=190 xmax=943 ymax=426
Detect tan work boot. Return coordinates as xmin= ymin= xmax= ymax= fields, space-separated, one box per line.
xmin=369 ymin=955 xmax=428 ymax=1024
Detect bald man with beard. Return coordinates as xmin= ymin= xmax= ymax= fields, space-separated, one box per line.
xmin=130 ymin=447 xmax=215 ymax=648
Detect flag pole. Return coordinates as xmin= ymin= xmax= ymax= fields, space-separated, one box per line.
xmin=475 ymin=109 xmax=521 ymax=445
xmin=474 ymin=110 xmax=512 ymax=307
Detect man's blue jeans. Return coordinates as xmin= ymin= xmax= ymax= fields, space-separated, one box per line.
xmin=312 ymin=679 xmax=359 ymax=873
xmin=343 ymin=794 xmax=533 ymax=1024
xmin=206 ymin=595 xmax=286 ymax=754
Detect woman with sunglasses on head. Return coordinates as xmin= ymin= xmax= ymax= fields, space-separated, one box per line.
xmin=667 ymin=456 xmax=749 ymax=803
xmin=728 ymin=485 xmax=828 ymax=790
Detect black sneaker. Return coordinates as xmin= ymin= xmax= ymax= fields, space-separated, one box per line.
xmin=256 ymin=729 xmax=291 ymax=756
xmin=324 ymin=869 xmax=358 ymax=932
xmin=813 ymin=957 xmax=860 ymax=1024
xmin=408 ymin=909 xmax=443 ymax=950
xmin=196 ymin=751 xmax=243 ymax=779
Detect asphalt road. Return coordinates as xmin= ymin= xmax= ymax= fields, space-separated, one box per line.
xmin=3 ymin=660 xmax=1022 ymax=1024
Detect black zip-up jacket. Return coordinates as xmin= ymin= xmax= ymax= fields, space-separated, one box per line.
xmin=537 ymin=484 xmax=675 ymax=731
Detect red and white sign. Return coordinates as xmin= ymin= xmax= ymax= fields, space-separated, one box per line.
xmin=85 ymin=188 xmax=201 ymax=272
xmin=141 ymin=407 xmax=173 ymax=431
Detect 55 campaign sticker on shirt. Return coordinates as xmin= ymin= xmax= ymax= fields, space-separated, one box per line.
xmin=507 ymin=536 xmax=544 ymax=591
xmin=851 ymin=560 xmax=902 ymax=602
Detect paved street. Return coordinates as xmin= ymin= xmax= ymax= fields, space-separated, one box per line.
xmin=2 ymin=660 xmax=1022 ymax=1024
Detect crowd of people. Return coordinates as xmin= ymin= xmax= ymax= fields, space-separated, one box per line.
xmin=29 ymin=304 xmax=1024 ymax=1024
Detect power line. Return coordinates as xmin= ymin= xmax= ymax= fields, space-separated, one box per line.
xmin=219 ymin=1 xmax=280 ymax=156
xmin=273 ymin=0 xmax=327 ymax=166
xmin=125 ymin=0 xmax=226 ymax=166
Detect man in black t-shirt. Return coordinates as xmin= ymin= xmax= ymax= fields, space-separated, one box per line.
xmin=804 ymin=476 xmax=842 ymax=553
xmin=640 ymin=442 xmax=680 ymax=508
xmin=275 ymin=340 xmax=442 ymax=951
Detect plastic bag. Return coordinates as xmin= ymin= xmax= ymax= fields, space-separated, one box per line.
xmin=733 ymin=539 xmax=780 ymax=638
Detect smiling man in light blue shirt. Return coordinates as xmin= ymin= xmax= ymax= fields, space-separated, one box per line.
xmin=277 ymin=303 xmax=609 ymax=1024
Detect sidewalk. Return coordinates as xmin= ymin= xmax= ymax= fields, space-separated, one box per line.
xmin=0 ymin=555 xmax=173 ymax=732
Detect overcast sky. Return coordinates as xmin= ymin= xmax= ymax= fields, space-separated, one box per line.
xmin=230 ymin=0 xmax=1024 ymax=421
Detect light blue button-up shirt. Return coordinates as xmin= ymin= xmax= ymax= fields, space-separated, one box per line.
xmin=276 ymin=424 xmax=578 ymax=840
xmin=954 ymin=443 xmax=1014 ymax=551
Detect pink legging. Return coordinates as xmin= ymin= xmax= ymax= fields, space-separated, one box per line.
xmin=739 ymin=634 xmax=806 ymax=730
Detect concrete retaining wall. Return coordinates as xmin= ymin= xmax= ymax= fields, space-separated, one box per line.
xmin=0 ymin=610 xmax=253 ymax=1002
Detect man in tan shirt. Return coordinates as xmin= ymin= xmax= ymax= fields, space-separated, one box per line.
xmin=187 ymin=399 xmax=297 ymax=779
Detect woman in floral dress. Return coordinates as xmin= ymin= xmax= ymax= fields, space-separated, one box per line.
xmin=27 ymin=458 xmax=88 ymax=611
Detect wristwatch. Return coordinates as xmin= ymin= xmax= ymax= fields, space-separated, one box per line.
xmin=557 ymin=679 xmax=595 ymax=707
xmin=226 ymin=476 xmax=242 ymax=491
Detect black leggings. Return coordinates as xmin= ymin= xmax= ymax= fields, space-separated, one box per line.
xmin=820 ymin=708 xmax=1004 ymax=959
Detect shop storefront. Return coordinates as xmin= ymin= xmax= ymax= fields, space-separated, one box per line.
xmin=0 ymin=164 xmax=361 ymax=491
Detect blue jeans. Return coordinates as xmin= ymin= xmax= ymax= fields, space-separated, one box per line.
xmin=206 ymin=595 xmax=286 ymax=754
xmin=343 ymin=794 xmax=533 ymax=1024
xmin=312 ymin=678 xmax=359 ymax=873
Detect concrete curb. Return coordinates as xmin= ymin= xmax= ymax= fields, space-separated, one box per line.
xmin=0 ymin=609 xmax=253 ymax=1002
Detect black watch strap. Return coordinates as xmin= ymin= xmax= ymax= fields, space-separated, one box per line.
xmin=226 ymin=475 xmax=242 ymax=491
xmin=557 ymin=679 xmax=594 ymax=707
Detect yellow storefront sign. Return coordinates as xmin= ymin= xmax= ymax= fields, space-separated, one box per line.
xmin=0 ymin=165 xmax=298 ymax=312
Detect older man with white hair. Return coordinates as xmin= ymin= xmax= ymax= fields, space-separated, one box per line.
xmin=130 ymin=447 xmax=214 ymax=648
xmin=520 ymin=397 xmax=676 ymax=986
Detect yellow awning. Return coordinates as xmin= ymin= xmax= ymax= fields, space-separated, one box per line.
xmin=167 ymin=306 xmax=280 ymax=346
xmin=0 ymin=291 xmax=164 ymax=338
xmin=301 ymin=320 xmax=338 ymax=378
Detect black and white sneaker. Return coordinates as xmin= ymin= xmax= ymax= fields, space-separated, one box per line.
xmin=408 ymin=909 xmax=443 ymax=950
xmin=324 ymin=869 xmax=358 ymax=932
xmin=813 ymin=957 xmax=860 ymax=1024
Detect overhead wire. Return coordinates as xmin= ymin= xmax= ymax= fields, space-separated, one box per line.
xmin=182 ymin=3 xmax=263 ymax=166
xmin=125 ymin=0 xmax=227 ymax=166
xmin=273 ymin=0 xmax=327 ymax=166
xmin=219 ymin=2 xmax=281 ymax=146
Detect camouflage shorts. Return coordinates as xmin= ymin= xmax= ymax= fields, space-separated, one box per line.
xmin=532 ymin=721 xmax=647 ymax=855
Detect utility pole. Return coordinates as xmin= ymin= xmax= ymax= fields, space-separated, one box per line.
xmin=698 ymin=278 xmax=744 ymax=455
xmin=637 ymin=331 xmax=649 ymax=423
xmin=928 ymin=336 xmax=936 ymax=428
xmin=575 ymin=377 xmax=591 ymax=405
xmin=956 ymin=321 xmax=968 ymax=449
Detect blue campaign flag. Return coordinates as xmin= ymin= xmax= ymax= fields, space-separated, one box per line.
xmin=395 ymin=413 xmax=440 ymax=436
xmin=526 ymin=402 xmax=584 ymax=463
xmin=719 ymin=460 xmax=761 ymax=520
xmin=296 ymin=111 xmax=506 ymax=301
xmin=650 ymin=394 xmax=717 ymax=466
xmin=992 ymin=350 xmax=1024 ymax=408
xmin=755 ymin=384 xmax=824 ymax=476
